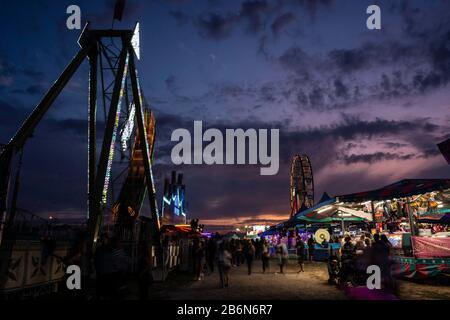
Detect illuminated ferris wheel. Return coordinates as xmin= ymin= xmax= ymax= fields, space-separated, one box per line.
xmin=290 ymin=154 xmax=314 ymax=217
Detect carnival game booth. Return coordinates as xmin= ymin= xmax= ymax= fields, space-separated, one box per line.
xmin=291 ymin=199 xmax=372 ymax=261
xmin=337 ymin=179 xmax=450 ymax=282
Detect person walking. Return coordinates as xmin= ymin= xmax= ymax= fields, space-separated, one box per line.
xmin=255 ymin=238 xmax=262 ymax=260
xmin=218 ymin=241 xmax=232 ymax=288
xmin=207 ymin=237 xmax=216 ymax=273
xmin=244 ymin=239 xmax=255 ymax=275
xmin=261 ymin=239 xmax=270 ymax=273
xmin=276 ymin=242 xmax=289 ymax=274
xmin=195 ymin=239 xmax=206 ymax=280
xmin=230 ymin=239 xmax=237 ymax=267
xmin=296 ymin=237 xmax=305 ymax=273
xmin=236 ymin=241 xmax=244 ymax=266
xmin=307 ymin=235 xmax=315 ymax=262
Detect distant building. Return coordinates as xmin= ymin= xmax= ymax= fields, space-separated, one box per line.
xmin=161 ymin=171 xmax=187 ymax=225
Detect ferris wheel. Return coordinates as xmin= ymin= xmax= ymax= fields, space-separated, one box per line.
xmin=290 ymin=154 xmax=314 ymax=217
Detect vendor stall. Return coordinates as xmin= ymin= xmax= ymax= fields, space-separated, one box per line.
xmin=337 ymin=179 xmax=450 ymax=281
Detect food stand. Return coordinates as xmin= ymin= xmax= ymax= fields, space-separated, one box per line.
xmin=337 ymin=179 xmax=450 ymax=281
xmin=293 ymin=205 xmax=370 ymax=261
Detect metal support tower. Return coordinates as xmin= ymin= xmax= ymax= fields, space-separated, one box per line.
xmin=0 ymin=24 xmax=161 ymax=281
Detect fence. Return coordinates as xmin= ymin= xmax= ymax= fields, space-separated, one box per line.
xmin=0 ymin=239 xmax=70 ymax=297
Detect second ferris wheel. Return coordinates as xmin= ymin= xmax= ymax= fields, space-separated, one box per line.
xmin=290 ymin=154 xmax=314 ymax=217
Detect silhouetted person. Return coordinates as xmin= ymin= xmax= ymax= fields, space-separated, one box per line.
xmin=244 ymin=240 xmax=255 ymax=275
xmin=235 ymin=241 xmax=243 ymax=266
xmin=277 ymin=242 xmax=289 ymax=274
xmin=218 ymin=241 xmax=232 ymax=288
xmin=296 ymin=237 xmax=305 ymax=273
xmin=340 ymin=236 xmax=355 ymax=285
xmin=195 ymin=239 xmax=205 ymax=280
xmin=207 ymin=237 xmax=216 ymax=273
xmin=255 ymin=238 xmax=262 ymax=260
xmin=307 ymin=236 xmax=315 ymax=261
xmin=261 ymin=239 xmax=270 ymax=273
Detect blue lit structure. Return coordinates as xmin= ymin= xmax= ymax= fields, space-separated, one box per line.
xmin=161 ymin=171 xmax=187 ymax=225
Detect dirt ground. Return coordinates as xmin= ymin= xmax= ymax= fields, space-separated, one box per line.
xmin=144 ymin=260 xmax=450 ymax=300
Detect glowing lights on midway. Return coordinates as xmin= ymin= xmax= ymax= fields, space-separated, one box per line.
xmin=120 ymin=102 xmax=135 ymax=152
xmin=135 ymin=73 xmax=160 ymax=219
xmin=102 ymin=53 xmax=129 ymax=205
xmin=163 ymin=194 xmax=186 ymax=217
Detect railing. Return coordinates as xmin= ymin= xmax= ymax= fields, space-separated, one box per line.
xmin=7 ymin=209 xmax=81 ymax=241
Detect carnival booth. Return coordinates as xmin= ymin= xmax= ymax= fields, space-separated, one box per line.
xmin=259 ymin=193 xmax=373 ymax=260
xmin=337 ymin=179 xmax=450 ymax=281
xmin=291 ymin=197 xmax=371 ymax=261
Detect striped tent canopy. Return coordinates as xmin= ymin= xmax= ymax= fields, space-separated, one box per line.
xmin=418 ymin=212 xmax=450 ymax=224
xmin=337 ymin=179 xmax=450 ymax=202
xmin=290 ymin=197 xmax=336 ymax=222
xmin=295 ymin=208 xmax=367 ymax=223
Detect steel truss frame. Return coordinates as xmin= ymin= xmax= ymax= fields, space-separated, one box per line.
xmin=0 ymin=25 xmax=161 ymax=288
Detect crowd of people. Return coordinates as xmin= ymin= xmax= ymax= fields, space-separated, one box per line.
xmin=191 ymin=231 xmax=395 ymax=292
xmin=335 ymin=233 xmax=394 ymax=291
xmin=191 ymin=235 xmax=312 ymax=288
xmin=63 ymin=230 xmax=396 ymax=299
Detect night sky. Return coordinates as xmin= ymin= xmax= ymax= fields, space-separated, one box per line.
xmin=0 ymin=0 xmax=449 ymax=232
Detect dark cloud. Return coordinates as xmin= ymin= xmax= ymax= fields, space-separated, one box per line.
xmin=278 ymin=46 xmax=309 ymax=73
xmin=341 ymin=152 xmax=415 ymax=165
xmin=271 ymin=12 xmax=296 ymax=35
xmin=197 ymin=12 xmax=237 ymax=40
xmin=2 ymin=0 xmax=449 ymax=227
xmin=291 ymin=0 xmax=335 ymax=18
xmin=384 ymin=142 xmax=408 ymax=149
xmin=152 ymin=108 xmax=441 ymax=166
xmin=196 ymin=0 xmax=271 ymax=39
xmin=240 ymin=0 xmax=270 ymax=33
xmin=0 ymin=99 xmax=102 ymax=145
xmin=328 ymin=47 xmax=370 ymax=72
xmin=25 ymin=84 xmax=45 ymax=95
xmin=328 ymin=42 xmax=419 ymax=73
xmin=149 ymin=111 xmax=445 ymax=221
xmin=0 ymin=55 xmax=44 ymax=88
xmin=169 ymin=10 xmax=190 ymax=26
xmin=267 ymin=22 xmax=450 ymax=111
xmin=333 ymin=78 xmax=348 ymax=99
xmin=413 ymin=30 xmax=450 ymax=92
